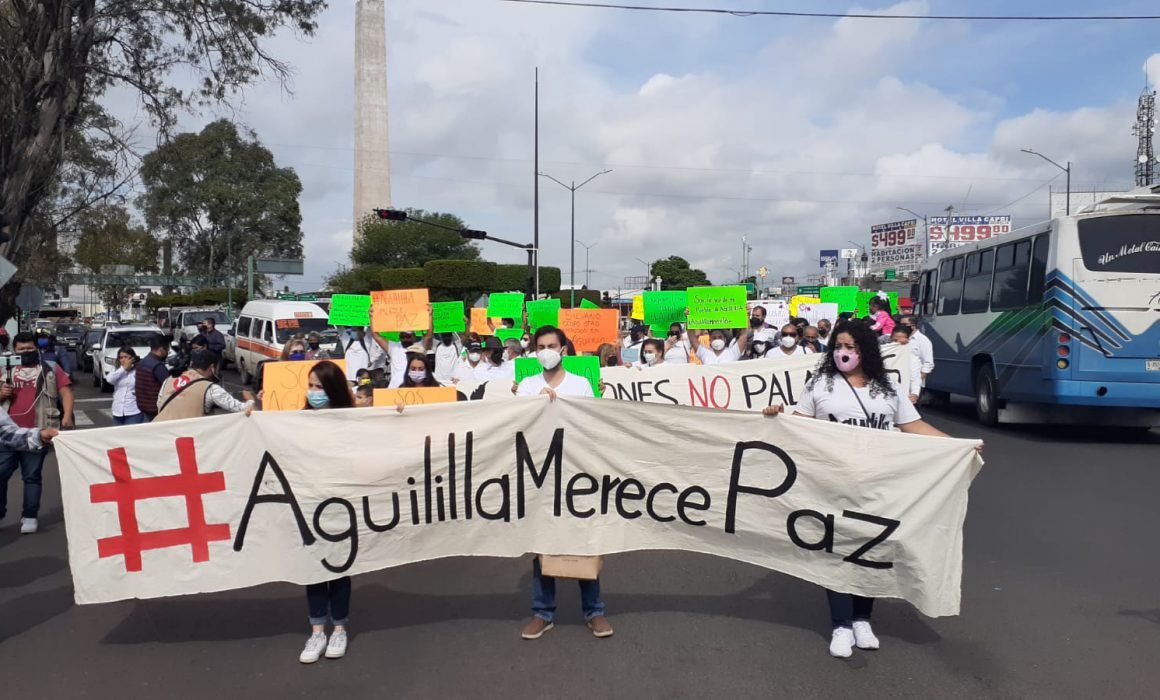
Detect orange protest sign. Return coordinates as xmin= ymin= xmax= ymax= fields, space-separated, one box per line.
xmin=470 ymin=307 xmax=503 ymax=336
xmin=373 ymin=387 xmax=459 ymax=407
xmin=261 ymin=359 xmax=348 ymax=412
xmin=558 ymin=308 xmax=618 ymax=353
xmin=371 ymin=288 xmax=430 ymax=333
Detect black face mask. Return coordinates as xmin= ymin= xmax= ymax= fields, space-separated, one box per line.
xmin=606 ymin=356 xmax=619 ymax=367
xmin=750 ymin=317 xmax=764 ymax=329
xmin=440 ymin=334 xmax=454 ymax=345
xmin=669 ymin=331 xmax=680 ymax=338
xmin=308 ymin=341 xmax=320 ymax=350
xmin=19 ymin=351 xmax=39 ymax=367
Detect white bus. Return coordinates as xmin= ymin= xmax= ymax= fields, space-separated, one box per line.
xmin=913 ymin=185 xmax=1160 ymax=427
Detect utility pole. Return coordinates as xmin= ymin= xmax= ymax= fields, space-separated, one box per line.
xmin=576 ymin=239 xmax=598 ymax=289
xmin=533 ymin=67 xmax=540 ymax=296
xmin=540 ymin=169 xmax=612 ymax=307
xmin=1021 ymin=149 xmax=1071 ymax=215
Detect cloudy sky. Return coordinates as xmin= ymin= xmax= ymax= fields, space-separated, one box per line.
xmin=106 ymin=0 xmax=1160 ymax=292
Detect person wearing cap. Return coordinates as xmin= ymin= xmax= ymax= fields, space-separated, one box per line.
xmin=451 ymin=340 xmax=492 ymax=384
xmin=621 ymin=324 xmax=646 ymax=366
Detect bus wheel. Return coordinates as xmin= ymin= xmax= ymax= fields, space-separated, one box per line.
xmin=974 ymin=365 xmax=999 ymax=427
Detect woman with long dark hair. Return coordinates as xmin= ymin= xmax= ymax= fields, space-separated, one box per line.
xmin=401 ymin=352 xmax=441 ymax=388
xmin=764 ymin=320 xmax=981 ymax=659
xmin=298 ymin=360 xmax=353 ymax=664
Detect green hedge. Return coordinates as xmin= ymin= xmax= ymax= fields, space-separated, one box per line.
xmin=423 ymin=260 xmax=497 ymax=289
xmin=378 ymin=266 xmax=428 ymax=290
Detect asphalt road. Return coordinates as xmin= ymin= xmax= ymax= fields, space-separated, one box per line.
xmin=2 ymin=366 xmax=1158 ymax=698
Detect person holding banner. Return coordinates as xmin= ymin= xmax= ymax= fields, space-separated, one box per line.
xmin=638 ymin=338 xmax=667 ymax=368
xmin=297 ymin=360 xmax=358 ymax=663
xmin=686 ymin=323 xmax=748 ymax=366
xmin=763 ymin=321 xmax=980 ymax=659
xmin=516 ymin=325 xmax=613 ymax=640
xmin=663 ymin=323 xmax=691 ymax=364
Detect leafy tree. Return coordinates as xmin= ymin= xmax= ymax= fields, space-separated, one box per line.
xmin=650 ymin=256 xmax=712 ymax=290
xmin=0 ymin=0 xmax=325 ymax=319
xmin=73 ymin=205 xmax=161 ymax=309
xmin=352 ymin=209 xmax=481 ymax=269
xmin=139 ymin=120 xmax=303 ymax=283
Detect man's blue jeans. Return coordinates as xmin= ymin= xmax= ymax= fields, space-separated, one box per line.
xmin=531 ymin=557 xmax=605 ymax=623
xmin=0 ymin=449 xmax=48 ymax=520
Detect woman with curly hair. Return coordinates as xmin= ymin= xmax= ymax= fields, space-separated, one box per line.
xmin=763 ymin=320 xmax=981 ymax=659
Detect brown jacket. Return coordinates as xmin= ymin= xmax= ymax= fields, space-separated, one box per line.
xmin=154 ymin=370 xmax=214 ymax=422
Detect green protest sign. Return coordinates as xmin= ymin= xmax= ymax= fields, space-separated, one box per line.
xmin=431 ymin=301 xmax=466 ymax=333
xmin=819 ymin=286 xmax=859 ymax=314
xmin=514 ymin=355 xmax=601 ymax=396
xmin=328 ymin=294 xmax=371 ymax=326
xmin=856 ymin=291 xmax=898 ymax=317
xmin=686 ymin=286 xmax=747 ymax=329
xmin=378 ymin=330 xmax=427 ymax=342
xmin=643 ymin=290 xmax=687 ymax=329
xmin=579 ymin=298 xmax=601 ymax=310
xmin=495 ymin=328 xmax=524 ymax=343
xmin=526 ymin=298 xmax=561 ymax=330
xmin=487 ymin=292 xmax=524 ymax=320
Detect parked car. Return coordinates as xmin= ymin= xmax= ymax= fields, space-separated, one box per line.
xmin=231 ymin=300 xmax=342 ymax=385
xmin=75 ymin=328 xmax=103 ymax=373
xmin=89 ymin=324 xmax=167 ymax=392
xmin=53 ymin=322 xmax=88 ymax=355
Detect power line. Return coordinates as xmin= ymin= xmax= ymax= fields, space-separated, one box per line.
xmin=499 ymin=0 xmax=1160 ymax=21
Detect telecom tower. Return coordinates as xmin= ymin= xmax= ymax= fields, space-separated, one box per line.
xmin=1134 ymin=87 xmax=1156 ymax=187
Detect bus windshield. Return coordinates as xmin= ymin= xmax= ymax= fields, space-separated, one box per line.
xmin=1077 ymin=214 xmax=1160 ymax=274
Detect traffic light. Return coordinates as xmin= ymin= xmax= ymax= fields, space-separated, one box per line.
xmin=374 ymin=209 xmax=408 ymax=221
xmin=459 ymin=228 xmax=487 ymax=240
xmin=601 ymin=292 xmax=611 ymax=305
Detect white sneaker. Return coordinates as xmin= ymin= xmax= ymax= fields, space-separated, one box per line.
xmin=325 ymin=629 xmax=348 ymax=659
xmin=852 ymin=620 xmax=880 ymax=650
xmin=20 ymin=518 xmax=38 ymax=534
xmin=299 ymin=632 xmax=327 ymax=664
xmin=829 ymin=627 xmax=855 ymax=658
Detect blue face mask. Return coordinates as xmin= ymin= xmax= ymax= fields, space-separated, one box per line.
xmin=288 ymin=352 xmax=306 ymax=361
xmin=36 ymin=338 xmax=49 ymax=349
xmin=306 ymin=390 xmax=329 ymax=408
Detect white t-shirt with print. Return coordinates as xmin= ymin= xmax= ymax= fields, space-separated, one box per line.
xmin=795 ymin=374 xmax=920 ymax=431
xmin=696 ymin=342 xmax=743 ymax=365
xmin=516 ymin=371 xmax=595 ymax=398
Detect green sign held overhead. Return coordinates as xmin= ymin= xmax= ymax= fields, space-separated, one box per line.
xmin=327 ymin=294 xmax=372 ymax=327
xmin=431 ymin=301 xmax=466 ymax=333
xmin=643 ymin=290 xmax=688 ymax=330
xmin=686 ymin=285 xmax=748 ymax=329
xmin=495 ymin=328 xmax=524 ymax=343
xmin=526 ymin=298 xmax=561 ymax=330
xmin=819 ymin=286 xmax=858 ymax=314
xmin=514 ymin=355 xmax=601 ymax=396
xmin=487 ymin=292 xmax=524 ymax=320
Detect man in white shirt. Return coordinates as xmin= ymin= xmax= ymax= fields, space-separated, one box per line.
xmin=427 ymin=332 xmax=463 ymax=385
xmin=483 ymin=340 xmax=520 ymax=382
xmin=687 ymin=326 xmax=748 ymax=365
xmin=899 ymin=315 xmax=934 ymax=388
xmin=891 ymin=326 xmax=924 ymax=404
xmin=621 ymin=324 xmax=645 ymax=366
xmin=340 ymin=327 xmax=387 ymax=382
xmin=452 ymin=341 xmax=492 ymax=384
xmin=515 ymin=325 xmax=612 ymax=641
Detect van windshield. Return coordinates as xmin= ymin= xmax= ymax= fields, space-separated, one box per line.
xmin=273 ymin=318 xmax=331 ymax=343
xmin=1077 ymin=214 xmax=1160 ymax=274
xmin=181 ymin=310 xmax=228 ymax=326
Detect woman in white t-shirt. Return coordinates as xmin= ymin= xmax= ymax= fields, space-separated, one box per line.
xmin=663 ymin=323 xmax=691 ymax=364
xmin=636 ymin=338 xmax=667 ymax=368
xmin=514 ymin=325 xmax=614 ymax=641
xmin=763 ymin=320 xmax=981 ymax=660
xmin=686 ymin=324 xmax=748 ymax=365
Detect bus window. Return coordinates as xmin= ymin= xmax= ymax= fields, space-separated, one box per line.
xmin=919 ymin=269 xmax=937 ymax=316
xmin=991 ymin=239 xmax=1032 ymax=310
xmin=1077 ymin=214 xmax=1160 ymax=273
xmin=936 ymin=257 xmax=964 ymax=315
xmin=237 ymin=316 xmax=253 ymax=337
xmin=1028 ymin=235 xmax=1050 ymax=302
xmin=961 ymin=249 xmax=994 ymax=314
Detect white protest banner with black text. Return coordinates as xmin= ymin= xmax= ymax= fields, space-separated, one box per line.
xmin=56 ymin=397 xmax=978 ymax=616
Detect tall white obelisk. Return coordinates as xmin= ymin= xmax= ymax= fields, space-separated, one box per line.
xmin=353 ymin=0 xmax=392 ymax=237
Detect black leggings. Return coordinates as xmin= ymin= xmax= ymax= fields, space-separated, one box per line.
xmin=827 ymin=589 xmax=874 ymax=629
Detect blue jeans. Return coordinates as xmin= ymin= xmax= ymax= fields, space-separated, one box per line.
xmin=306 ymin=577 xmax=351 ymax=626
xmin=113 ymin=413 xmax=147 ymax=426
xmin=0 ymin=449 xmax=48 ymax=520
xmin=531 ymin=557 xmax=605 ymax=623
xmin=827 ymin=588 xmax=874 ymax=629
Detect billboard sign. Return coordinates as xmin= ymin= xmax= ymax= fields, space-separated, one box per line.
xmin=927 ymin=215 xmax=1012 ymax=256
xmin=840 ymin=248 xmax=859 ymax=259
xmin=819 ymin=249 xmax=839 ymax=268
xmin=869 ymin=219 xmax=920 ymax=269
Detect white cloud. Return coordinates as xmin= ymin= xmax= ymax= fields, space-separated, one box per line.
xmin=1146 ymin=53 xmax=1160 ymax=87
xmin=100 ymin=0 xmax=1149 ymax=291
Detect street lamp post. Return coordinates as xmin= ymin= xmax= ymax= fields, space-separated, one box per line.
xmin=575 ymin=239 xmax=598 ymax=289
xmin=1021 ymin=149 xmax=1071 ymax=215
xmin=634 ymin=257 xmax=651 ymax=288
xmin=540 ymin=169 xmax=612 ymax=306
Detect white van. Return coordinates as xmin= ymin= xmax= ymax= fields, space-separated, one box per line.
xmin=231 ymin=300 xmax=342 ymax=384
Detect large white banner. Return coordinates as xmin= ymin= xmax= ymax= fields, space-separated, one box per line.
xmin=459 ymin=349 xmax=911 ymax=409
xmin=56 ymin=398 xmax=981 ymax=616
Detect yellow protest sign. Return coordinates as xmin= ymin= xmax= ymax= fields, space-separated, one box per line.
xmin=789 ymin=295 xmax=821 ymax=318
xmin=373 ymin=387 xmax=459 ymax=407
xmin=631 ymin=295 xmax=644 ymax=320
xmin=262 ymin=359 xmax=348 ymax=412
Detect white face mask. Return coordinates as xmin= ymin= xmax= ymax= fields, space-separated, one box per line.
xmin=710 ymin=338 xmax=726 ymax=352
xmin=519 ymin=339 xmax=529 ymax=350
xmin=642 ymin=351 xmax=658 ymax=366
xmin=537 ymin=348 xmax=562 ymax=370
xmin=468 ymin=352 xmax=481 ymax=363
xmin=780 ymin=335 xmax=798 ymax=349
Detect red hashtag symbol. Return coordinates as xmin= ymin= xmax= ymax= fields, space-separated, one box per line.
xmin=89 ymin=437 xmax=231 ymax=572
